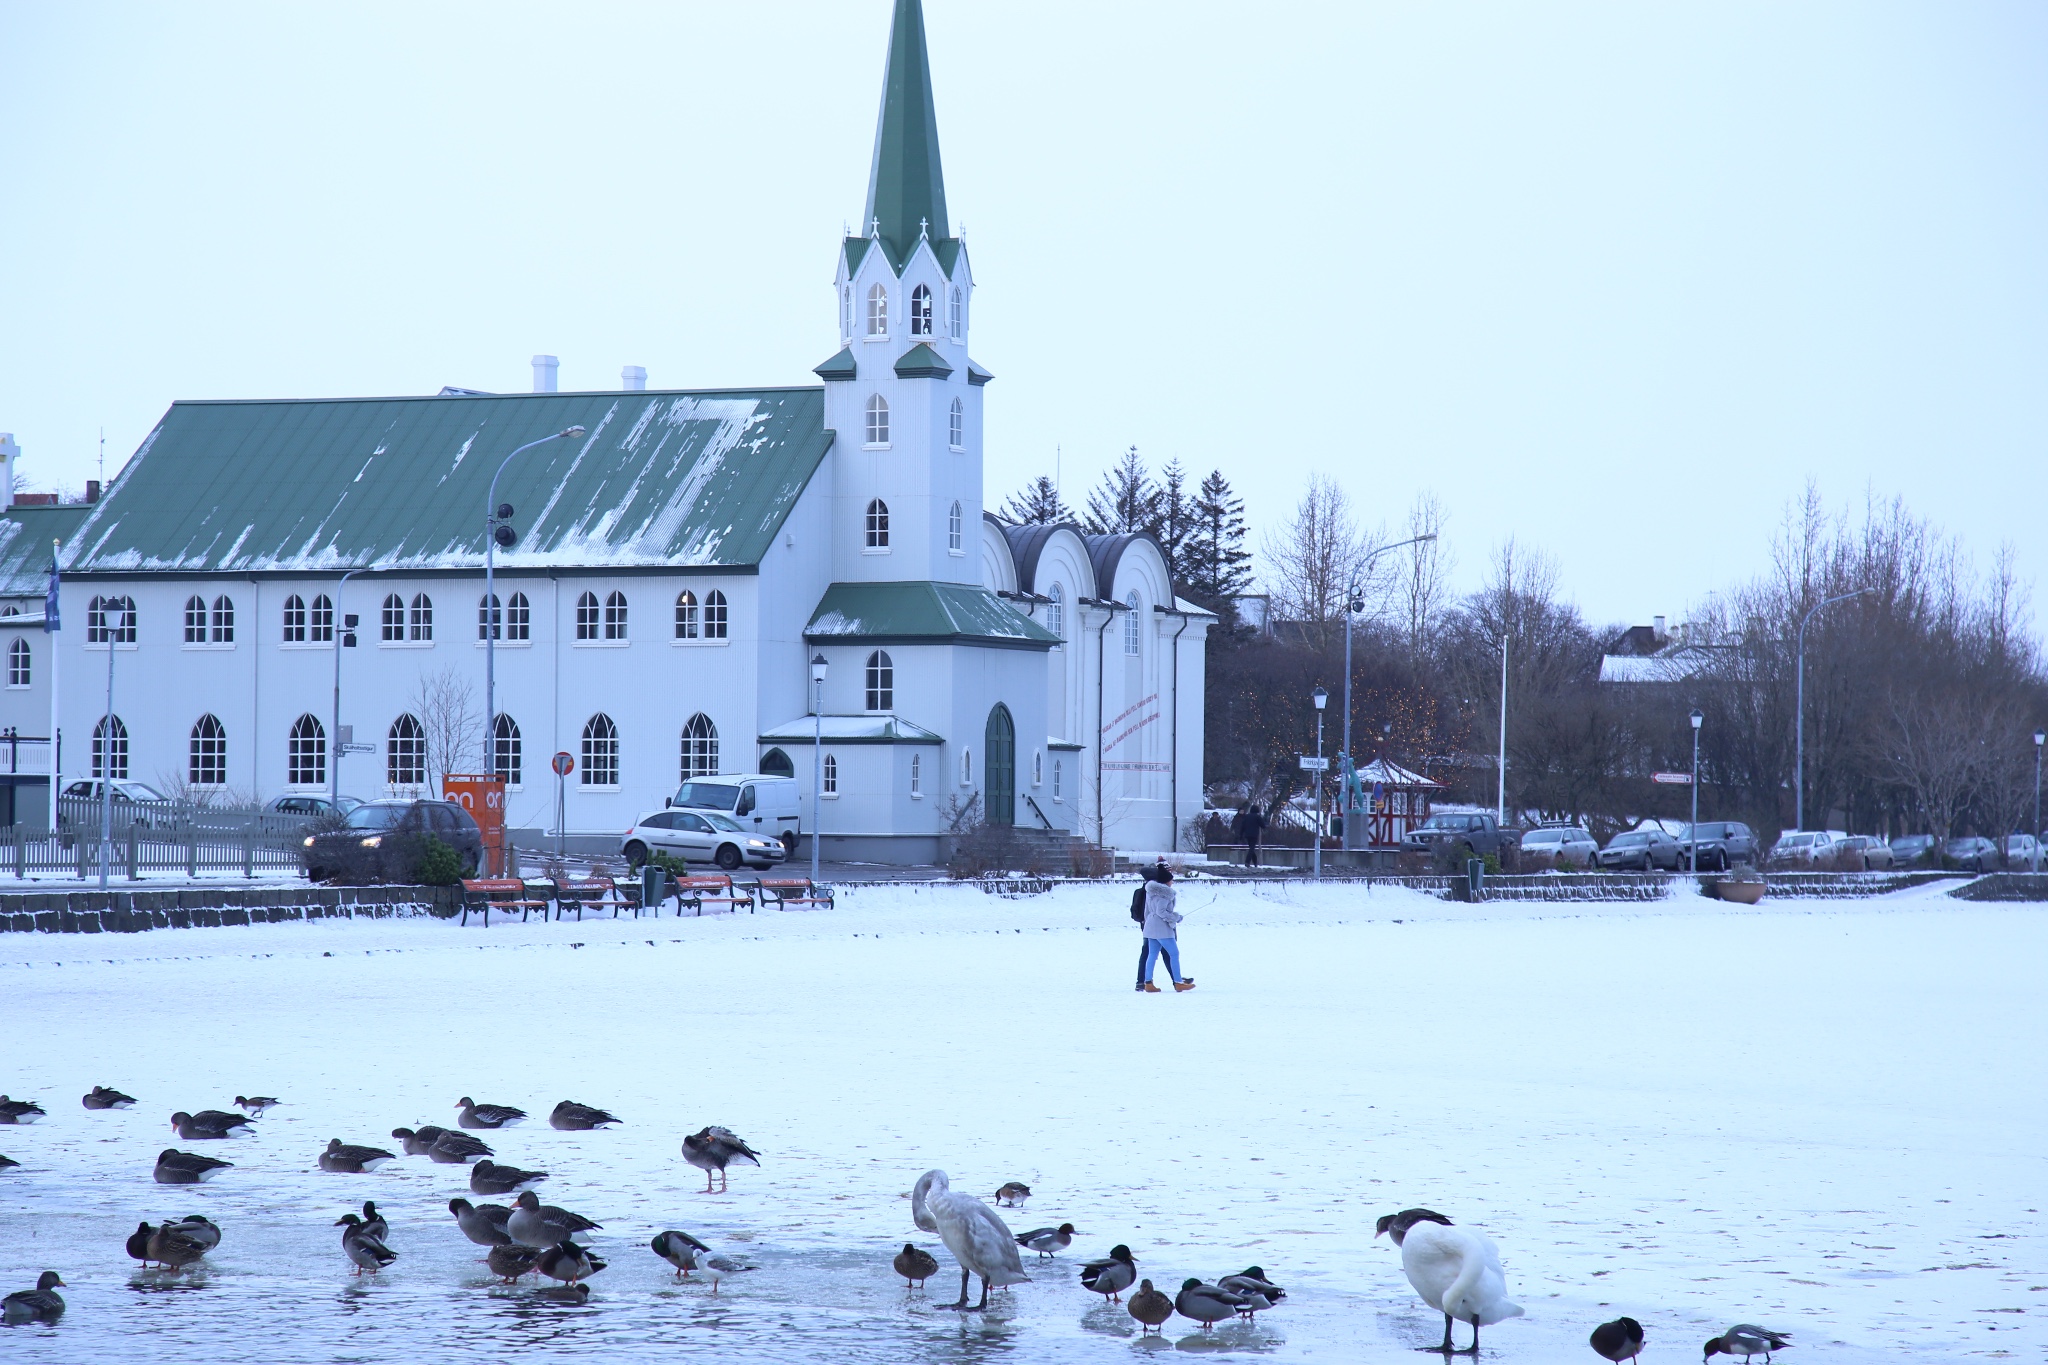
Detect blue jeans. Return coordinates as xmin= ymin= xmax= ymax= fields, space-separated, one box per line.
xmin=1140 ymin=937 xmax=1183 ymax=984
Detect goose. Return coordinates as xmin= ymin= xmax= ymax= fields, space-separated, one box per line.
xmin=699 ymin=1252 xmax=754 ymax=1295
xmin=449 ymin=1198 xmax=514 ymax=1248
xmin=154 ymin=1148 xmax=232 ymax=1184
xmin=536 ymin=1241 xmax=606 ymax=1285
xmin=487 ymin=1243 xmax=543 ymax=1282
xmin=456 ymin=1097 xmax=527 ymax=1130
xmin=653 ymin=1230 xmax=712 ymax=1280
xmin=0 ymin=1096 xmax=47 ymax=1125
xmin=392 ymin=1126 xmax=492 ymax=1163
xmin=508 ymin=1190 xmax=601 ymax=1246
xmin=167 ymin=1215 xmax=221 ymax=1251
xmin=910 ymin=1169 xmax=1031 ymax=1311
xmin=893 ymin=1243 xmax=940 ymax=1289
xmin=994 ymin=1181 xmax=1031 ymax=1207
xmin=534 ymin=1281 xmax=592 ymax=1304
xmin=0 ymin=1155 xmax=18 ymax=1173
xmin=146 ymin=1221 xmax=212 ymax=1272
xmin=83 ymin=1085 xmax=137 ymax=1110
xmin=1376 ymin=1208 xmax=1523 ymax=1356
xmin=548 ymin=1100 xmax=619 ymax=1131
xmin=234 ymin=1096 xmax=280 ymax=1116
xmin=1176 ymin=1278 xmax=1249 ymax=1332
xmin=682 ymin=1126 xmax=760 ymax=1192
xmin=1704 ymin=1325 xmax=1792 ymax=1362
xmin=358 ymin=1201 xmax=388 ymax=1241
xmin=335 ymin=1214 xmax=397 ymax=1275
xmin=2 ymin=1272 xmax=65 ymax=1325
xmin=319 ymin=1139 xmax=396 ymax=1173
xmin=1015 ymin=1222 xmax=1078 ymax=1258
xmin=170 ymin=1110 xmax=255 ymax=1140
xmin=470 ymin=1160 xmax=547 ymax=1196
xmin=1079 ymin=1244 xmax=1137 ymax=1303
xmin=1127 ymin=1278 xmax=1173 ymax=1335
xmin=1591 ymin=1316 xmax=1645 ymax=1363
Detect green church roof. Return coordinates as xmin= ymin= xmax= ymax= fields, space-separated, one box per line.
xmin=814 ymin=347 xmax=858 ymax=382
xmin=0 ymin=504 xmax=93 ymax=598
xmin=862 ymin=0 xmax=960 ymax=276
xmin=893 ymin=343 xmax=953 ymax=379
xmin=805 ymin=580 xmax=1059 ymax=650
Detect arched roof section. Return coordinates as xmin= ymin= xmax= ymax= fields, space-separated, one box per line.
xmin=1084 ymin=532 xmax=1170 ymax=602
xmin=979 ymin=512 xmax=1017 ymax=594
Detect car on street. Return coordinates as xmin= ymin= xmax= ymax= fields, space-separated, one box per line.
xmin=1770 ymin=830 xmax=1848 ymax=865
xmin=1520 ymin=824 xmax=1598 ymax=868
xmin=1888 ymin=833 xmax=1938 ymax=865
xmin=266 ymin=794 xmax=362 ymax=820
xmin=301 ymin=798 xmax=481 ymax=883
xmin=1838 ymin=835 xmax=1894 ymax=870
xmin=1942 ymin=836 xmax=1999 ymax=872
xmin=1401 ymin=811 xmax=1521 ymax=862
xmin=669 ymin=775 xmax=804 ymax=856
xmin=622 ymin=809 xmax=789 ymax=871
xmin=1676 ymin=820 xmax=1760 ymax=870
xmin=2003 ymin=833 xmax=2042 ymax=870
xmin=1597 ymin=828 xmax=1683 ymax=871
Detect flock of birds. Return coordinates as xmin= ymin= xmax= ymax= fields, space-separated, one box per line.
xmin=2 ymin=1088 xmax=1799 ymax=1360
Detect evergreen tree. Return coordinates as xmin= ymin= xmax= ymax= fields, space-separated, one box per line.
xmin=1155 ymin=459 xmax=1193 ymax=581
xmin=999 ymin=474 xmax=1069 ymax=525
xmin=1183 ymin=469 xmax=1252 ymax=606
xmin=1082 ymin=446 xmax=1162 ymax=536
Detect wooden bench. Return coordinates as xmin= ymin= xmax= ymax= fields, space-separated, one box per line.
xmin=553 ymin=875 xmax=645 ymax=921
xmin=754 ymin=877 xmax=835 ymax=912
xmin=673 ymin=873 xmax=753 ymax=916
xmin=460 ymin=877 xmax=551 ymax=926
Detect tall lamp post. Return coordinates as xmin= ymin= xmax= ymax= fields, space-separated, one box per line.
xmin=1688 ymin=708 xmax=1704 ymax=873
xmin=1340 ymin=534 xmax=1437 ymax=843
xmin=2033 ymin=730 xmax=2044 ymax=874
xmin=1311 ymin=685 xmax=1328 ymax=879
xmin=329 ymin=567 xmax=367 ymax=806
xmin=810 ymin=654 xmax=828 ymax=882
xmin=484 ymin=426 xmax=586 ymax=782
xmin=1796 ymin=587 xmax=1874 ymax=832
xmin=97 ymin=598 xmax=133 ymax=891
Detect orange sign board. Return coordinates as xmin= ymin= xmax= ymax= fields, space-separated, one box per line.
xmin=442 ymin=773 xmax=507 ymax=875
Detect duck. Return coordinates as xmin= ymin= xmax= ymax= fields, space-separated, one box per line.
xmin=145 ymin=1221 xmax=212 ymax=1272
xmin=319 ymin=1139 xmax=396 ymax=1174
xmin=486 ymin=1243 xmax=542 ymax=1283
xmin=1704 ymin=1325 xmax=1792 ymax=1362
xmin=893 ymin=1243 xmax=940 ymax=1289
xmin=1176 ymin=1278 xmax=1249 ymax=1332
xmin=548 ymin=1100 xmax=619 ymax=1131
xmin=335 ymin=1214 xmax=397 ymax=1275
xmin=166 ymin=1215 xmax=221 ymax=1251
xmin=234 ymin=1096 xmax=280 ymax=1116
xmin=1079 ymin=1244 xmax=1137 ymax=1303
xmin=534 ymin=1281 xmax=592 ymax=1304
xmin=1219 ymin=1266 xmax=1286 ymax=1318
xmin=456 ymin=1097 xmax=527 ymax=1130
xmin=652 ymin=1230 xmax=712 ymax=1280
xmin=1591 ymin=1316 xmax=1645 ymax=1362
xmin=699 ymin=1251 xmax=754 ymax=1296
xmin=358 ymin=1201 xmax=388 ymax=1240
xmin=1127 ymin=1278 xmax=1174 ymax=1335
xmin=1376 ymin=1208 xmax=1524 ymax=1356
xmin=0 ymin=1155 xmax=19 ymax=1173
xmin=154 ymin=1148 xmax=233 ymax=1184
xmin=170 ymin=1110 xmax=255 ymax=1140
xmin=470 ymin=1160 xmax=547 ymax=1196
xmin=83 ymin=1085 xmax=137 ymax=1110
xmin=1015 ymin=1222 xmax=1078 ymax=1258
xmin=0 ymin=1096 xmax=47 ymax=1125
xmin=681 ymin=1126 xmax=760 ymax=1193
xmin=994 ymin=1181 xmax=1031 ymax=1207
xmin=392 ymin=1126 xmax=491 ymax=1163
xmin=536 ymin=1241 xmax=606 ymax=1285
xmin=126 ymin=1221 xmax=157 ymax=1267
xmin=508 ymin=1190 xmax=601 ymax=1246
xmin=449 ymin=1198 xmax=514 ymax=1248
xmin=911 ymin=1169 xmax=1031 ymax=1311
xmin=2 ymin=1272 xmax=65 ymax=1325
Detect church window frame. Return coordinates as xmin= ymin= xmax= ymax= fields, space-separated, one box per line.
xmin=386 ymin=714 xmax=426 ymax=788
xmin=604 ymin=590 xmax=628 ymax=641
xmin=575 ymin=591 xmax=600 ymax=641
xmin=92 ymin=714 xmax=130 ymax=779
xmin=680 ymin=712 xmax=719 ymax=782
xmin=282 ymin=594 xmax=308 ymax=643
xmin=864 ymin=649 xmax=894 ymax=712
xmin=864 ymin=394 xmax=890 ymax=448
xmin=910 ymin=283 xmax=933 ymax=336
xmin=188 ymin=714 xmax=228 ymax=788
xmin=287 ymin=713 xmax=326 ymax=787
xmin=948 ymin=397 xmax=963 ymax=451
xmin=6 ymin=637 xmax=29 ymax=689
xmin=948 ymin=285 xmax=963 ymax=340
xmin=580 ymin=713 xmax=620 ymax=788
xmin=1047 ymin=583 xmax=1065 ymax=644
xmin=310 ymin=594 xmax=334 ymax=643
xmin=493 ymin=713 xmax=523 ymax=787
xmin=910 ymin=753 xmax=922 ymax=798
xmin=822 ymin=752 xmax=839 ymax=797
xmin=866 ymin=283 xmax=888 ymax=337
xmin=1124 ymin=592 xmax=1142 ymax=655
xmin=841 ymin=284 xmax=853 ymax=341
xmin=703 ymin=590 xmax=729 ymax=640
xmin=948 ymin=501 xmax=964 ymax=555
xmin=87 ymin=594 xmax=137 ymax=648
xmin=864 ymin=499 xmax=890 ymax=551
xmin=210 ymin=595 xmax=235 ymax=644
xmin=408 ymin=593 xmax=434 ymax=643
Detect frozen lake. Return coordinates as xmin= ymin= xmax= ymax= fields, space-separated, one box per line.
xmin=2 ymin=880 xmax=2041 ymax=1362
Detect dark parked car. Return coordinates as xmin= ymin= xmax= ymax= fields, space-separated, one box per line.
xmin=1676 ymin=821 xmax=1760 ymax=871
xmin=1597 ymin=828 xmax=1682 ymax=871
xmin=1888 ymin=833 xmax=1937 ymax=865
xmin=302 ymin=799 xmax=481 ymax=883
xmin=1402 ymin=811 xmax=1521 ymax=861
xmin=1942 ymin=836 xmax=1998 ymax=872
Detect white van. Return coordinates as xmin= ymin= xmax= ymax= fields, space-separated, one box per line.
xmin=670 ymin=775 xmax=803 ymax=856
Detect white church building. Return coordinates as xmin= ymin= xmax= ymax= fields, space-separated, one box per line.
xmin=0 ymin=0 xmax=1212 ymax=862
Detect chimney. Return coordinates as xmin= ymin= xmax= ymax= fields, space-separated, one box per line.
xmin=85 ymin=479 xmax=101 ymax=504
xmin=531 ymin=355 xmax=559 ymax=393
xmin=1653 ymin=614 xmax=1666 ymax=640
xmin=621 ymin=365 xmax=647 ymax=392
xmin=0 ymin=433 xmax=16 ymax=508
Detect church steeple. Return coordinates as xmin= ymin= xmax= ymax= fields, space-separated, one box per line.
xmin=865 ymin=0 xmax=949 ymax=269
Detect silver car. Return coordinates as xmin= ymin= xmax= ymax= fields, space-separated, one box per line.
xmin=623 ymin=809 xmax=787 ymax=872
xmin=1521 ymin=825 xmax=1598 ymax=868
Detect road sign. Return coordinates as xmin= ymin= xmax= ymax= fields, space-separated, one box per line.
xmin=552 ymin=751 xmax=575 ymax=777
xmin=1651 ymin=771 xmax=1694 ymax=785
xmin=1298 ymin=756 xmax=1329 ymax=771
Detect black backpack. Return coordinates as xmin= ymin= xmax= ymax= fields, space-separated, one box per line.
xmin=1129 ymin=871 xmax=1153 ymax=924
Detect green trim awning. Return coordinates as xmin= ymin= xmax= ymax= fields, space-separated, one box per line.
xmin=814 ymin=347 xmax=858 ymax=382
xmin=805 ymin=580 xmax=1059 ymax=650
xmin=893 ymin=343 xmax=953 ymax=379
xmin=966 ymin=360 xmax=994 ymax=387
xmin=759 ymin=714 xmax=946 ymax=746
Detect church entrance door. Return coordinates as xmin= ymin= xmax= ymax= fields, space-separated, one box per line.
xmin=984 ymin=704 xmax=1015 ymax=827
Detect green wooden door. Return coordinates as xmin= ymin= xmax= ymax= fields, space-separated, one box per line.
xmin=984 ymin=704 xmax=1015 ymax=826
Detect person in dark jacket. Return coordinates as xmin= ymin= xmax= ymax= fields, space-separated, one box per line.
xmin=1129 ymin=861 xmax=1164 ymax=990
xmin=1232 ymin=802 xmax=1267 ymax=867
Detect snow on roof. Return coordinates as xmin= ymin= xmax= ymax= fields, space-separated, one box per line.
xmin=1598 ymin=650 xmax=1715 ymax=684
xmin=756 ymin=714 xmax=946 ymax=744
xmin=1353 ymin=758 xmax=1441 ymax=787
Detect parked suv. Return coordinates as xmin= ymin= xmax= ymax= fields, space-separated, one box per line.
xmin=623 ymin=809 xmax=788 ymax=872
xmin=302 ymin=799 xmax=481 ymax=883
xmin=1597 ymin=828 xmax=1682 ymax=871
xmin=1677 ymin=821 xmax=1760 ymax=870
xmin=1520 ymin=824 xmax=1598 ymax=868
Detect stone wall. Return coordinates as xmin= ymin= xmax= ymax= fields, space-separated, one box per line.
xmin=0 ymin=884 xmax=460 ymax=934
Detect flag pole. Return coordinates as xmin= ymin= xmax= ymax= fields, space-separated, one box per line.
xmin=46 ymin=540 xmax=60 ymax=836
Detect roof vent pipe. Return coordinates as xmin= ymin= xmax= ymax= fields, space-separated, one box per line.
xmin=621 ymin=365 xmax=647 ymax=392
xmin=532 ymin=355 xmax=559 ymax=393
xmin=0 ymin=433 xmax=16 ymax=509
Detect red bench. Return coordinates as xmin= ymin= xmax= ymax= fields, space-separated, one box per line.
xmin=554 ymin=875 xmax=644 ymax=920
xmin=754 ymin=877 xmax=835 ymax=911
xmin=460 ymin=878 xmax=551 ymax=926
xmin=673 ymin=874 xmax=753 ymax=916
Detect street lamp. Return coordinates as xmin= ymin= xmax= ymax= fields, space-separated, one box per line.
xmin=329 ymin=567 xmax=368 ymax=807
xmin=1688 ymin=708 xmax=1704 ymax=874
xmin=96 ymin=597 xmax=134 ymax=892
xmin=1311 ymin=685 xmax=1328 ymax=879
xmin=1340 ymin=533 xmax=1436 ymax=846
xmin=2034 ymin=730 xmax=2044 ymax=875
xmin=1796 ymin=587 xmax=1875 ymax=832
xmin=811 ymin=653 xmax=828 ymax=882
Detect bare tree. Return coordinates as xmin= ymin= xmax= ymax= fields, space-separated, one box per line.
xmin=1884 ymin=689 xmax=1983 ymax=840
xmin=410 ymin=666 xmax=483 ymax=791
xmin=1397 ymin=491 xmax=1453 ymax=669
xmin=1261 ymin=474 xmax=1364 ymax=652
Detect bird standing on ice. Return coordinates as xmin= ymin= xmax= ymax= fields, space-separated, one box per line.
xmin=1375 ymin=1207 xmax=1524 ymax=1355
xmin=911 ymin=1169 xmax=1031 ymax=1311
xmin=1704 ymin=1324 xmax=1792 ymax=1362
xmin=1590 ymin=1315 xmax=1645 ymax=1362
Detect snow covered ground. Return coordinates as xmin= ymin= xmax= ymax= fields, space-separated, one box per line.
xmin=1 ymin=879 xmax=2041 ymax=1362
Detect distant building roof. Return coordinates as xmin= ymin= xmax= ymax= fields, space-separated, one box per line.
xmin=0 ymin=504 xmax=93 ymax=597
xmin=1598 ymin=649 xmax=1718 ymax=684
xmin=1354 ymin=758 xmax=1441 ymax=788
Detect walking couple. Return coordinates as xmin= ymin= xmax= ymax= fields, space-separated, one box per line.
xmin=1130 ymin=861 xmax=1194 ymax=993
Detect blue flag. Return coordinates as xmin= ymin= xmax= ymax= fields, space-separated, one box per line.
xmin=43 ymin=558 xmax=59 ymax=632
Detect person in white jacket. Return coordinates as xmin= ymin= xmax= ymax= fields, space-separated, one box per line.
xmin=1138 ymin=867 xmax=1194 ymax=992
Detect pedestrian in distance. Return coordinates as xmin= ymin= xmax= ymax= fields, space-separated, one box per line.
xmin=1128 ymin=859 xmax=1165 ymax=991
xmin=1138 ymin=865 xmax=1194 ymax=992
xmin=1233 ymin=801 xmax=1266 ymax=868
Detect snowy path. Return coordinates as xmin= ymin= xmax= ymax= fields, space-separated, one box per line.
xmin=1 ymin=881 xmax=2041 ymax=1362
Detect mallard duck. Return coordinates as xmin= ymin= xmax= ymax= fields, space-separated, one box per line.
xmin=1 ymin=1272 xmax=65 ymax=1325
xmin=1376 ymin=1208 xmax=1524 ymax=1355
xmin=508 ymin=1190 xmax=601 ymax=1246
xmin=893 ymin=1243 xmax=940 ymax=1288
xmin=1704 ymin=1324 xmax=1792 ymax=1362
xmin=1015 ymin=1222 xmax=1078 ymax=1258
xmin=1080 ymin=1244 xmax=1137 ymax=1303
xmin=170 ymin=1110 xmax=254 ymax=1140
xmin=994 ymin=1181 xmax=1031 ymax=1207
xmin=145 ymin=1221 xmax=212 ymax=1272
xmin=449 ymin=1198 xmax=513 ymax=1247
xmin=358 ymin=1201 xmax=388 ymax=1240
xmin=910 ymin=1170 xmax=1031 ymax=1311
xmin=1175 ymin=1278 xmax=1249 ymax=1332
xmin=1127 ymin=1278 xmax=1173 ymax=1334
xmin=548 ymin=1100 xmax=620 ymax=1131
xmin=1591 ymin=1316 xmax=1645 ymax=1363
xmin=681 ymin=1126 xmax=760 ymax=1193
xmin=154 ymin=1148 xmax=232 ymax=1184
xmin=319 ymin=1139 xmax=396 ymax=1173
xmin=456 ymin=1097 xmax=527 ymax=1130
xmin=652 ymin=1230 xmax=711 ymax=1280
xmin=234 ymin=1096 xmax=280 ymax=1116
xmin=469 ymin=1160 xmax=547 ymax=1196
xmin=83 ymin=1085 xmax=137 ymax=1110
xmin=1219 ymin=1266 xmax=1285 ymax=1318
xmin=167 ymin=1215 xmax=220 ymax=1251
xmin=126 ymin=1221 xmax=156 ymax=1267
xmin=536 ymin=1241 xmax=606 ymax=1285
xmin=535 ymin=1281 xmax=591 ymax=1304
xmin=335 ymin=1215 xmax=397 ymax=1275
xmin=700 ymin=1252 xmax=754 ymax=1296
xmin=0 ymin=1096 xmax=47 ymax=1125
xmin=0 ymin=1155 xmax=19 ymax=1173
xmin=486 ymin=1243 xmax=543 ymax=1283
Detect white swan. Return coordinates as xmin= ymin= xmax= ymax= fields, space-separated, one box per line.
xmin=911 ymin=1169 xmax=1030 ymax=1310
xmin=1376 ymin=1208 xmax=1523 ymax=1354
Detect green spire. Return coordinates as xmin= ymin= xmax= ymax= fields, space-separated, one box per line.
xmin=864 ymin=0 xmax=949 ymax=269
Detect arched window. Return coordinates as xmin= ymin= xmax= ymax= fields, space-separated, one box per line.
xmin=387 ymin=714 xmax=426 ymax=787
xmin=88 ymin=595 xmax=136 ymax=645
xmin=864 ymin=394 xmax=889 ymax=446
xmin=910 ymin=283 xmax=933 ymax=336
xmin=960 ymin=747 xmax=972 ymax=786
xmin=948 ymin=501 xmax=963 ymax=554
xmin=948 ymin=397 xmax=964 ymax=450
xmin=575 ymin=591 xmax=600 ymax=640
xmin=506 ymin=591 xmax=530 ymax=641
xmin=760 ymin=747 xmax=795 ymax=778
xmin=479 ymin=593 xmax=503 ymax=641
xmin=674 ymin=590 xmax=699 ymax=640
xmin=6 ymin=638 xmax=29 ymax=687
xmin=408 ymin=593 xmax=433 ymax=642
xmin=822 ymin=753 xmax=839 ymax=795
xmin=949 ymin=285 xmax=963 ymax=340
xmin=864 ymin=649 xmax=894 ymax=711
xmin=310 ymin=594 xmax=334 ymax=643
xmin=189 ymin=714 xmax=227 ymax=787
xmin=184 ymin=595 xmax=207 ymax=643
xmin=704 ymin=590 xmax=728 ymax=639
xmin=92 ymin=715 xmax=129 ymax=779
xmin=581 ymin=714 xmax=619 ymax=786
xmin=680 ymin=713 xmax=719 ymax=781
xmin=604 ymin=591 xmax=628 ymax=640
xmin=1124 ymin=592 xmax=1142 ymax=655
xmin=910 ymin=752 xmax=922 ymax=796
xmin=288 ymin=714 xmax=326 ymax=787
xmin=1053 ymin=757 xmax=1063 ymax=801
xmin=866 ymin=282 xmax=888 ymax=336
xmin=493 ymin=714 xmax=522 ymax=785
xmin=282 ymin=595 xmax=308 ymax=643
xmin=210 ymin=595 xmax=235 ymax=643
xmin=865 ymin=499 xmax=890 ymax=549
xmin=1033 ymin=749 xmax=1043 ymax=786
xmin=381 ymin=594 xmax=405 ymax=641
xmin=1047 ymin=583 xmax=1065 ymax=642
xmin=841 ymin=284 xmax=853 ymax=340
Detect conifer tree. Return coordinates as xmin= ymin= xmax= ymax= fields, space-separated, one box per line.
xmin=1000 ymin=474 xmax=1069 ymax=525
xmin=1183 ymin=469 xmax=1252 ymax=606
xmin=1155 ymin=459 xmax=1193 ymax=581
xmin=1082 ymin=446 xmax=1162 ymax=536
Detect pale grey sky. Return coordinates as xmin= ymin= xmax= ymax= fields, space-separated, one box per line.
xmin=4 ymin=2 xmax=2043 ymax=636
